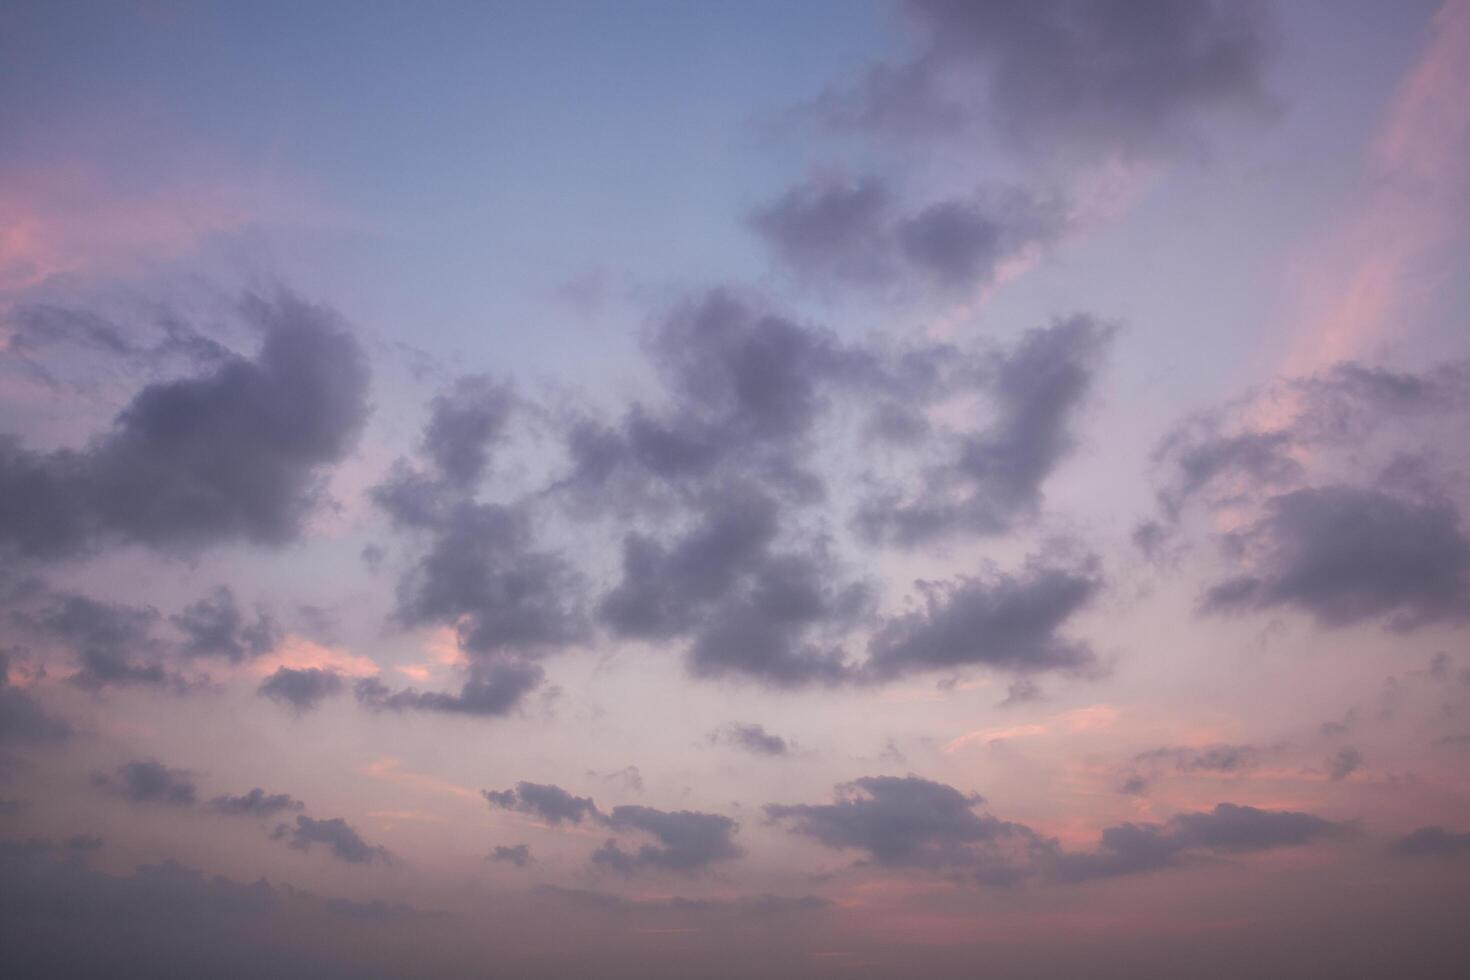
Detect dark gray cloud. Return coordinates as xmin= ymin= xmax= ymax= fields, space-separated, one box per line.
xmin=1389 ymin=826 xmax=1470 ymax=857
xmin=766 ymin=775 xmax=1032 ymax=873
xmin=92 ymin=760 xmax=197 ymax=806
xmin=1054 ymin=803 xmax=1345 ymax=881
xmin=257 ymin=667 xmax=342 ymax=714
xmin=275 ymin=815 xmax=387 ymax=864
xmin=750 ymin=175 xmax=1065 ymax=293
xmin=208 ymin=788 xmax=304 ymax=818
xmin=258 ymin=667 xmax=344 ymax=712
xmin=772 ymin=778 xmax=1344 ymax=885
xmin=0 ymin=648 xmax=71 ymax=743
xmin=601 ymin=485 xmax=869 ymax=688
xmin=865 ymin=559 xmax=1100 ymax=679
xmin=490 ymin=843 xmax=532 ymax=867
xmin=710 ymin=722 xmax=790 ymax=757
xmin=421 ymin=376 xmax=515 ymax=488
xmin=557 ymin=291 xmax=874 ymax=508
xmin=482 ymin=781 xmax=601 ymax=826
xmin=856 ymin=317 xmax=1113 ymax=544
xmin=0 ymin=292 xmax=370 ymax=561
xmin=1168 ymin=803 xmax=1344 ymax=853
xmin=819 ymin=0 xmax=1275 ymax=160
xmin=356 ymin=659 xmax=545 ymax=718
xmin=172 ymin=587 xmax=279 ymax=662
xmin=1202 ymin=486 xmax=1470 ymax=631
xmin=592 ymin=805 xmax=743 ymax=875
xmin=749 ymin=175 xmax=895 ymax=286
xmin=377 ymin=498 xmax=586 ymax=656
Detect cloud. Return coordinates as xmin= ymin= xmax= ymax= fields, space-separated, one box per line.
xmin=766 ymin=775 xmax=1032 ymax=874
xmin=592 ymin=805 xmax=743 ymax=875
xmin=0 ymin=292 xmax=370 ymax=562
xmin=771 ymin=778 xmax=1344 ymax=885
xmin=356 ymin=659 xmax=545 ymax=718
xmin=1202 ymin=486 xmax=1470 ymax=630
xmin=818 ymin=0 xmax=1276 ymax=161
xmin=1326 ymin=747 xmax=1363 ymax=782
xmin=258 ymin=667 xmax=344 ymax=713
xmin=11 ymin=590 xmax=183 ymax=692
xmin=709 ymin=722 xmax=790 ymax=757
xmin=482 ymin=782 xmax=601 ymax=827
xmin=750 ymin=175 xmax=1066 ymax=293
xmin=601 ymin=484 xmax=869 ymax=688
xmin=421 ymin=376 xmax=515 ymax=488
xmin=865 ymin=558 xmax=1100 ymax=679
xmin=1055 ymin=803 xmax=1346 ymax=881
xmin=1389 ymin=826 xmax=1470 ymax=857
xmin=1133 ymin=743 xmax=1268 ymax=774
xmin=0 ymin=648 xmax=70 ymax=743
xmin=489 ymin=843 xmax=532 ymax=867
xmin=274 ymin=815 xmax=387 ymax=865
xmin=92 ymin=760 xmax=196 ymax=806
xmin=207 ymin=789 xmax=304 ymax=818
xmin=172 ymin=587 xmax=279 ymax=662
xmin=855 ymin=317 xmax=1114 ymax=544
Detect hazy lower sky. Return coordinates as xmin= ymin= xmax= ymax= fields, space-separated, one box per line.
xmin=3 ymin=2 xmax=1469 ymax=977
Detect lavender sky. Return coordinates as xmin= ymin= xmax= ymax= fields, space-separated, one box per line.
xmin=2 ymin=2 xmax=1469 ymax=977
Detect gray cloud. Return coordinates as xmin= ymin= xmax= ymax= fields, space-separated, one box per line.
xmin=856 ymin=317 xmax=1113 ymax=545
xmin=751 ymin=175 xmax=1065 ymax=293
xmin=207 ymin=788 xmax=304 ymax=818
xmin=92 ymin=760 xmax=196 ymax=806
xmin=592 ymin=805 xmax=743 ymax=875
xmin=766 ymin=775 xmax=1032 ymax=874
xmin=710 ymin=722 xmax=790 ymax=757
xmin=275 ymin=815 xmax=387 ymax=864
xmin=601 ymin=485 xmax=869 ymax=688
xmin=772 ymin=778 xmax=1344 ymax=885
xmin=0 ymin=292 xmax=370 ymax=562
xmin=489 ymin=843 xmax=532 ymax=867
xmin=865 ymin=559 xmax=1100 ymax=679
xmin=356 ymin=659 xmax=545 ymax=718
xmin=1203 ymin=486 xmax=1470 ymax=630
xmin=421 ymin=375 xmax=515 ymax=488
xmin=1133 ymin=743 xmax=1267 ymax=775
xmin=258 ymin=667 xmax=344 ymax=713
xmin=482 ymin=781 xmax=602 ymax=827
xmin=819 ymin=0 xmax=1275 ymax=161
xmin=1389 ymin=826 xmax=1470 ymax=857
xmin=12 ymin=591 xmax=181 ymax=692
xmin=172 ymin=587 xmax=279 ymax=662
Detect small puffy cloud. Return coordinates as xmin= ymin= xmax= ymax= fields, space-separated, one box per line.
xmin=592 ymin=805 xmax=743 ymax=875
xmin=275 ymin=815 xmax=387 ymax=864
xmin=709 ymin=722 xmax=790 ymax=757
xmin=865 ymin=559 xmax=1100 ymax=680
xmin=489 ymin=843 xmax=532 ymax=867
xmin=258 ymin=667 xmax=344 ymax=713
xmin=482 ymin=782 xmax=601 ymax=827
xmin=92 ymin=760 xmax=196 ymax=806
xmin=207 ymin=788 xmax=304 ymax=818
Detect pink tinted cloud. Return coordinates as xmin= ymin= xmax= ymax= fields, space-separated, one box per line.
xmin=1283 ymin=0 xmax=1470 ymax=372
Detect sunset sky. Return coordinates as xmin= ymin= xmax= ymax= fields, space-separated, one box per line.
xmin=3 ymin=2 xmax=1469 ymax=977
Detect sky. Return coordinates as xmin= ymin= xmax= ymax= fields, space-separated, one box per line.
xmin=2 ymin=1 xmax=1469 ymax=977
